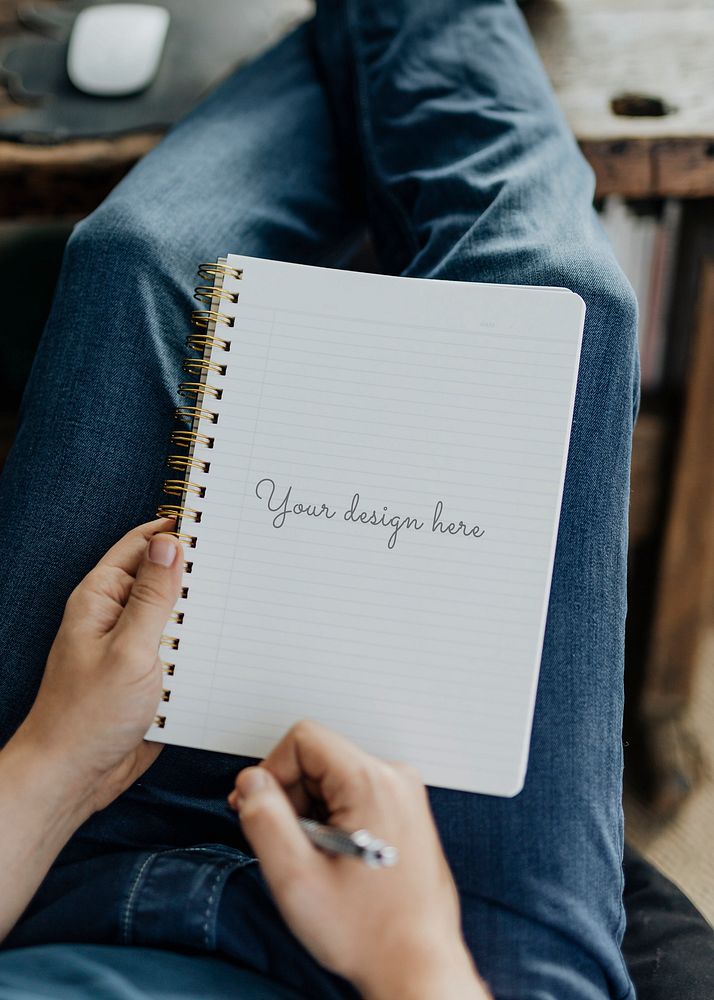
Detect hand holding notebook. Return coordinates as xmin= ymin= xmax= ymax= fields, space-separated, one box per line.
xmin=150 ymin=255 xmax=584 ymax=796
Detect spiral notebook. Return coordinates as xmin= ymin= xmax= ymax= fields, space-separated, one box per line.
xmin=148 ymin=255 xmax=585 ymax=796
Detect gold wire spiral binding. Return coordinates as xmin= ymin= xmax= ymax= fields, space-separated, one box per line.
xmin=197 ymin=261 xmax=243 ymax=281
xmin=164 ymin=479 xmax=205 ymax=498
xmin=154 ymin=259 xmax=240 ymax=730
xmin=179 ymin=382 xmax=222 ymax=400
xmin=194 ymin=285 xmax=238 ymax=304
xmin=158 ymin=504 xmax=201 ymax=523
xmin=175 ymin=405 xmax=218 ymax=424
xmin=183 ymin=358 xmax=227 ymax=377
xmin=165 ymin=530 xmax=197 ymax=548
xmin=167 ymin=455 xmax=211 ymax=474
xmin=186 ymin=333 xmax=231 ymax=353
xmin=170 ymin=429 xmax=215 ymax=449
xmin=191 ymin=308 xmax=235 ymax=329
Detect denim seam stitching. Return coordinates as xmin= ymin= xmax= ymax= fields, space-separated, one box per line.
xmin=120 ymin=853 xmax=156 ymax=945
xmin=201 ymin=858 xmax=239 ymax=950
xmin=121 ymin=848 xmax=251 ymax=948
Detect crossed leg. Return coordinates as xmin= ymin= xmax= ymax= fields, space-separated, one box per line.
xmin=0 ymin=22 xmax=361 ymax=847
xmin=0 ymin=6 xmax=637 ymax=999
xmin=312 ymin=4 xmax=638 ymax=997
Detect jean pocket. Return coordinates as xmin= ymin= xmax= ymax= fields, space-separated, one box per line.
xmin=122 ymin=844 xmax=255 ymax=950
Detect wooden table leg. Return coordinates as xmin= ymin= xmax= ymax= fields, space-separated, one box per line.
xmin=635 ymin=258 xmax=714 ymax=818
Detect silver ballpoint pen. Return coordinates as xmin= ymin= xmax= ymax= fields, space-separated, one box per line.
xmin=298 ymin=818 xmax=399 ymax=869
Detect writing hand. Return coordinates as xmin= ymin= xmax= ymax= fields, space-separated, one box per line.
xmin=229 ymin=721 xmax=491 ymax=1000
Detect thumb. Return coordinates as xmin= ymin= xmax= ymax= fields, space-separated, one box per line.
xmin=117 ymin=533 xmax=183 ymax=645
xmin=235 ymin=767 xmax=320 ymax=890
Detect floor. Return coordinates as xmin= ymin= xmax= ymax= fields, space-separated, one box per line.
xmin=625 ymin=627 xmax=714 ymax=924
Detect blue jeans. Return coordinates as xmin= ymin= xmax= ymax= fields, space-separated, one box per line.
xmin=0 ymin=2 xmax=638 ymax=998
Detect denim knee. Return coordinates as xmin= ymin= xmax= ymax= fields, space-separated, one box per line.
xmin=62 ymin=196 xmax=191 ymax=353
xmin=531 ymin=247 xmax=639 ymax=427
xmin=574 ymin=257 xmax=639 ymax=425
xmin=66 ymin=198 xmax=172 ymax=287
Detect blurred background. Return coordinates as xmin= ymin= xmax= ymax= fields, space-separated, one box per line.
xmin=0 ymin=0 xmax=712 ymax=923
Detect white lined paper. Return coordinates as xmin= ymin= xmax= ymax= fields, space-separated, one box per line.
xmin=148 ymin=254 xmax=584 ymax=795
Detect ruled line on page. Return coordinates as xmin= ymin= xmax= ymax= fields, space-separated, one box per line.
xmin=155 ymin=255 xmax=583 ymax=796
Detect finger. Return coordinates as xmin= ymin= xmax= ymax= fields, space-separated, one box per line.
xmin=228 ymin=768 xmax=316 ymax=818
xmin=262 ymin=720 xmax=379 ymax=806
xmin=236 ymin=766 xmax=323 ymax=892
xmin=66 ymin=520 xmax=179 ymax=633
xmin=67 ymin=518 xmax=174 ymax=632
xmin=96 ymin=518 xmax=177 ymax=575
xmin=113 ymin=533 xmax=183 ymax=646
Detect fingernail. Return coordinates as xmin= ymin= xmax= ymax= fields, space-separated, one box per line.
xmin=238 ymin=768 xmax=269 ymax=800
xmin=148 ymin=535 xmax=177 ymax=567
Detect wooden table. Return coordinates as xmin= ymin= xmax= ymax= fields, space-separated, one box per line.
xmin=526 ymin=0 xmax=714 ymax=199
xmin=524 ymin=0 xmax=714 ymax=816
xmin=2 ymin=0 xmax=713 ymax=815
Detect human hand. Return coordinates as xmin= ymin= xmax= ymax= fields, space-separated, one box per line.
xmin=15 ymin=518 xmax=182 ymax=817
xmin=229 ymin=721 xmax=491 ymax=1000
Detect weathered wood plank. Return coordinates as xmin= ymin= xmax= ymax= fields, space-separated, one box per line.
xmin=654 ymin=139 xmax=714 ymax=197
xmin=579 ymin=139 xmax=656 ymax=197
xmin=527 ymin=3 xmax=714 ymax=141
xmin=0 ymin=133 xmax=160 ymax=217
xmin=644 ymin=257 xmax=714 ymax=709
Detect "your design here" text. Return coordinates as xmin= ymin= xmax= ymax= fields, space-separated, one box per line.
xmin=255 ymin=478 xmax=485 ymax=550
